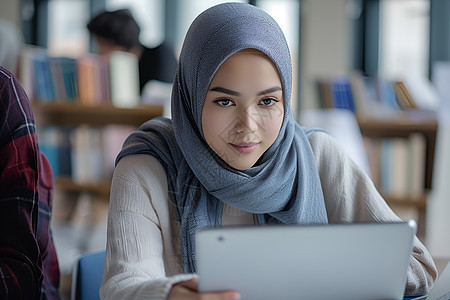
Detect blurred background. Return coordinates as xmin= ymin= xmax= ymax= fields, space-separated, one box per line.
xmin=1 ymin=0 xmax=450 ymax=298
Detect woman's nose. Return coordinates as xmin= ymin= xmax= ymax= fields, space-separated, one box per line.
xmin=235 ymin=107 xmax=258 ymax=134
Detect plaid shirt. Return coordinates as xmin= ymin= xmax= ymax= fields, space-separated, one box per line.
xmin=0 ymin=67 xmax=60 ymax=299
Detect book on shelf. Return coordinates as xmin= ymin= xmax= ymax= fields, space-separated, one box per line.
xmin=33 ymin=52 xmax=55 ymax=101
xmin=379 ymin=80 xmax=400 ymax=110
xmin=38 ymin=126 xmax=62 ymax=176
xmin=393 ymin=81 xmax=417 ymax=110
xmin=315 ymin=77 xmax=355 ymax=113
xmin=37 ymin=125 xmax=135 ymax=185
xmin=102 ymin=125 xmax=137 ymax=177
xmin=37 ymin=126 xmax=73 ymax=178
xmin=77 ymin=54 xmax=109 ymax=105
xmin=19 ymin=45 xmax=140 ymax=107
xmin=71 ymin=125 xmax=104 ymax=184
xmin=48 ymin=57 xmax=78 ymax=101
xmin=388 ymin=138 xmax=409 ymax=198
xmin=401 ymin=75 xmax=439 ymax=111
xmin=58 ymin=127 xmax=73 ymax=177
xmin=109 ymin=51 xmax=140 ymax=108
xmin=367 ymin=134 xmax=427 ymax=199
xmin=316 ymin=79 xmax=334 ymax=109
xmin=315 ymin=71 xmax=435 ymax=116
xmin=19 ymin=45 xmax=39 ymax=100
xmin=408 ymin=133 xmax=427 ymax=197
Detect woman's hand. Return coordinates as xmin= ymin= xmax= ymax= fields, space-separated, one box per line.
xmin=167 ymin=278 xmax=240 ymax=300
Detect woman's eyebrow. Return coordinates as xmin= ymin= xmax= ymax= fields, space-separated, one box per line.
xmin=209 ymin=86 xmax=282 ymax=96
xmin=209 ymin=87 xmax=240 ymax=96
xmin=257 ymin=86 xmax=282 ymax=96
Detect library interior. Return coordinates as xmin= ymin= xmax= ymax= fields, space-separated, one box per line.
xmin=1 ymin=0 xmax=450 ymax=299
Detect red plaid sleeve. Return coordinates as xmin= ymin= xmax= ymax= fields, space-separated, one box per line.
xmin=0 ymin=67 xmax=60 ymax=299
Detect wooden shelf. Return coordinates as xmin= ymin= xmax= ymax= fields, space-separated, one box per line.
xmin=55 ymin=177 xmax=111 ymax=198
xmin=34 ymin=102 xmax=164 ymax=201
xmin=32 ymin=102 xmax=164 ymax=127
xmin=357 ymin=112 xmax=437 ymax=137
xmin=357 ymin=111 xmax=438 ymax=240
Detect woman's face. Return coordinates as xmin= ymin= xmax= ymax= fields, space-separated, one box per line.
xmin=202 ymin=49 xmax=284 ymax=170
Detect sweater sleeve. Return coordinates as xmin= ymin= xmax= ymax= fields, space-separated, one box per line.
xmin=308 ymin=130 xmax=438 ymax=297
xmin=100 ymin=154 xmax=196 ymax=300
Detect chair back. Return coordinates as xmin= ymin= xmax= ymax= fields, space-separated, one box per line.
xmin=71 ymin=250 xmax=105 ymax=300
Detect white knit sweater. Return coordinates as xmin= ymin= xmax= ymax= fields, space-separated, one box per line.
xmin=100 ymin=131 xmax=437 ymax=299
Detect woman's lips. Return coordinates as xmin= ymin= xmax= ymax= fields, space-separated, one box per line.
xmin=230 ymin=142 xmax=259 ymax=153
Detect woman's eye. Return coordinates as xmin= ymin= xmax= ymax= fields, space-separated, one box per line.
xmin=214 ymin=99 xmax=235 ymax=107
xmin=259 ymin=98 xmax=278 ymax=106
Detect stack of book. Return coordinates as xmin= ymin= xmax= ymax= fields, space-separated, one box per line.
xmin=19 ymin=45 xmax=140 ymax=108
xmin=364 ymin=133 xmax=426 ymax=199
xmin=37 ymin=125 xmax=135 ymax=183
xmin=315 ymin=72 xmax=434 ymax=116
xmin=316 ymin=77 xmax=356 ymax=113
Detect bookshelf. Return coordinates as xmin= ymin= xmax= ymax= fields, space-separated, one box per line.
xmin=32 ymin=102 xmax=163 ymax=127
xmin=22 ymin=48 xmax=166 ymax=295
xmin=32 ymin=102 xmax=164 ymax=197
xmin=21 ymin=46 xmax=165 ymax=198
xmin=357 ymin=111 xmax=438 ymax=239
xmin=314 ymin=72 xmax=439 ymax=239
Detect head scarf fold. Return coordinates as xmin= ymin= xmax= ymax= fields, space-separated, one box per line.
xmin=116 ymin=2 xmax=328 ymax=273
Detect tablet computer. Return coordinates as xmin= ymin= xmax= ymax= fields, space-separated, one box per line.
xmin=196 ymin=221 xmax=416 ymax=300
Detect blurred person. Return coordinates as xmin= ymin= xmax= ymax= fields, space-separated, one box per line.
xmin=87 ymin=9 xmax=178 ymax=92
xmin=0 ymin=66 xmax=60 ymax=299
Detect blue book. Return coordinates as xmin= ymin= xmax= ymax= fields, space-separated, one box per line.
xmin=332 ymin=78 xmax=355 ymax=112
xmin=33 ymin=55 xmax=55 ymax=101
xmin=38 ymin=127 xmax=61 ymax=177
xmin=332 ymin=79 xmax=344 ymax=109
xmin=343 ymin=79 xmax=355 ymax=112
xmin=380 ymin=80 xmax=400 ymax=110
xmin=60 ymin=57 xmax=78 ymax=100
xmin=58 ymin=127 xmax=73 ymax=176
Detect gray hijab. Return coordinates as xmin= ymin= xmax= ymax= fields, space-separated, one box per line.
xmin=116 ymin=2 xmax=328 ymax=273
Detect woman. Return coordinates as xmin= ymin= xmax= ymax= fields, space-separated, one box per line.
xmin=100 ymin=3 xmax=437 ymax=299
